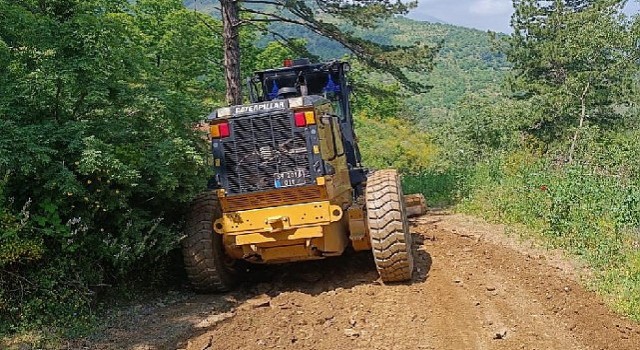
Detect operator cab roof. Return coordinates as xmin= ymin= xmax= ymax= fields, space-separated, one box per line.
xmin=208 ymin=59 xmax=349 ymax=120
xmin=254 ymin=59 xmax=347 ymax=75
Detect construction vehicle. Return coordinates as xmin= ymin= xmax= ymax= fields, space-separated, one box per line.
xmin=182 ymin=59 xmax=416 ymax=291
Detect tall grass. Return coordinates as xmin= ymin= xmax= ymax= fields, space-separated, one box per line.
xmin=402 ymin=169 xmax=469 ymax=208
xmin=456 ymin=152 xmax=640 ymax=319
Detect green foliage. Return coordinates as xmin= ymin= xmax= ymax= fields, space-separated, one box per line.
xmin=355 ymin=114 xmax=436 ymax=174
xmin=403 ymin=169 xmax=469 ymax=208
xmin=458 ymin=143 xmax=640 ymax=319
xmin=347 ymin=59 xmax=436 ymax=174
xmin=193 ymin=0 xmax=439 ymax=93
xmin=255 ymin=39 xmax=308 ymax=70
xmin=427 ymin=92 xmax=535 ymax=166
xmin=0 ymin=0 xmax=232 ymax=336
xmin=348 ymin=60 xmax=405 ymax=118
xmin=505 ymin=0 xmax=637 ymax=149
xmin=0 ymin=179 xmax=43 ymax=268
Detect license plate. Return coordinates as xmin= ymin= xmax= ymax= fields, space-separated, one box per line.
xmin=274 ymin=169 xmax=308 ymax=188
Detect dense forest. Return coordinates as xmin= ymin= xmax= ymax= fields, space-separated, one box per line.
xmin=1 ymin=0 xmax=640 ymax=345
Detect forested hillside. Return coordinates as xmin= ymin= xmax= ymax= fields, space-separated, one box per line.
xmin=272 ymin=17 xmax=510 ymax=122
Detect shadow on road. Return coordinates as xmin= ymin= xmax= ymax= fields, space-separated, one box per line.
xmin=236 ymin=229 xmax=432 ymax=299
xmin=411 ymin=232 xmax=433 ymax=283
xmin=72 ymin=228 xmax=433 ymax=350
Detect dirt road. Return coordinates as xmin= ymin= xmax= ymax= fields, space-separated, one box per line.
xmin=81 ymin=212 xmax=640 ymax=350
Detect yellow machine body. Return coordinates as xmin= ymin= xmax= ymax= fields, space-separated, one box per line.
xmin=213 ymin=103 xmax=371 ymax=263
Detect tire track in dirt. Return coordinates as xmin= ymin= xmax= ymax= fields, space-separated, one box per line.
xmin=77 ymin=212 xmax=640 ymax=350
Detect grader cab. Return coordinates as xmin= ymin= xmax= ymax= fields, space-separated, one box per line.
xmin=182 ymin=59 xmax=416 ymax=291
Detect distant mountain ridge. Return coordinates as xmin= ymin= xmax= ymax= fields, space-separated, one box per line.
xmin=406 ymin=13 xmax=448 ymax=24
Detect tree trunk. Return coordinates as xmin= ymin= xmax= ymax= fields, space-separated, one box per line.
xmin=221 ymin=0 xmax=242 ymax=106
xmin=568 ymin=81 xmax=590 ymax=163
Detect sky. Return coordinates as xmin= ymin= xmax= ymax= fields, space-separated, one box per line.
xmin=407 ymin=0 xmax=640 ymax=33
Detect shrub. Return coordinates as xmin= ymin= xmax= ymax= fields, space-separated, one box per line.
xmin=0 ymin=0 xmax=217 ymax=335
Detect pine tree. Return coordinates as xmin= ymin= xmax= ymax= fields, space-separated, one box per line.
xmin=507 ymin=0 xmax=636 ymax=161
xmin=563 ymin=0 xmax=598 ymax=11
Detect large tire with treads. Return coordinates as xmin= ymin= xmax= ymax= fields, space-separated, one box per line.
xmin=182 ymin=192 xmax=239 ymax=292
xmin=365 ymin=169 xmax=414 ymax=282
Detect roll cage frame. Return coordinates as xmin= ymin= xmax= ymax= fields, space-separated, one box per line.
xmin=246 ymin=60 xmax=366 ymax=188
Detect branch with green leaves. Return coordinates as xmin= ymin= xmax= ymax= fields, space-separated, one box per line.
xmin=237 ymin=0 xmax=439 ymax=92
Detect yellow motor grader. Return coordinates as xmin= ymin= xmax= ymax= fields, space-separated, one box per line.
xmin=182 ymin=59 xmax=418 ymax=291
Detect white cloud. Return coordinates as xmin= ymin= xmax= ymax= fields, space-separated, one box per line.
xmin=469 ymin=0 xmax=512 ymax=15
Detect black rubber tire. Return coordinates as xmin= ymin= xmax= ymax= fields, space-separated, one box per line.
xmin=182 ymin=192 xmax=239 ymax=292
xmin=365 ymin=169 xmax=414 ymax=282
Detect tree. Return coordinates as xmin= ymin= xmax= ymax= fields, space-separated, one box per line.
xmin=0 ymin=0 xmax=227 ymax=332
xmin=217 ymin=0 xmax=439 ymax=105
xmin=255 ymin=39 xmax=308 ymax=70
xmin=506 ymin=0 xmax=637 ymax=161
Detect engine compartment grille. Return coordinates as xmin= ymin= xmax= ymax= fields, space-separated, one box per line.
xmin=222 ymin=111 xmax=312 ymax=195
xmin=222 ymin=186 xmax=326 ymax=212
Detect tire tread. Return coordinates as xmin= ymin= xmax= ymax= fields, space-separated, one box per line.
xmin=182 ymin=192 xmax=238 ymax=292
xmin=365 ymin=170 xmax=414 ymax=282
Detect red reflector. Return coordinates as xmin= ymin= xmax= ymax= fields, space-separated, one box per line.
xmin=294 ymin=112 xmax=307 ymax=127
xmin=284 ymin=59 xmax=293 ymax=67
xmin=218 ymin=122 xmax=230 ymax=137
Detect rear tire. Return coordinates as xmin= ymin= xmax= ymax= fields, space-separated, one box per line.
xmin=182 ymin=192 xmax=239 ymax=292
xmin=365 ymin=169 xmax=414 ymax=282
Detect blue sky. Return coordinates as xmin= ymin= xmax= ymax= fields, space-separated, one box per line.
xmin=407 ymin=0 xmax=640 ymax=33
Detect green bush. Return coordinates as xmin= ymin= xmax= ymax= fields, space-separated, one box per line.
xmin=355 ymin=114 xmax=436 ymax=174
xmin=402 ymin=169 xmax=469 ymax=207
xmin=0 ymin=0 xmax=223 ymax=336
